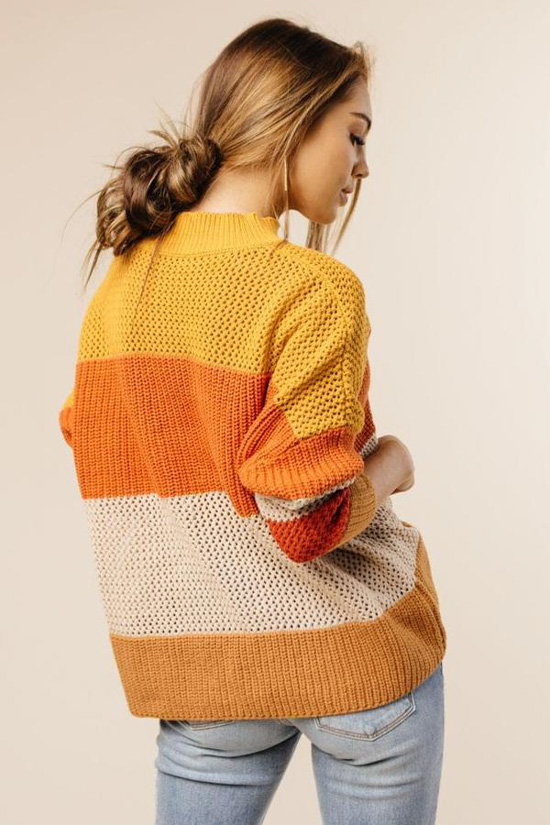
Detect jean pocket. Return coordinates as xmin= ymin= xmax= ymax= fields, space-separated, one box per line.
xmin=313 ymin=691 xmax=416 ymax=741
xmin=182 ymin=719 xmax=237 ymax=730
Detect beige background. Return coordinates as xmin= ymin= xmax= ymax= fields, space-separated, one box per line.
xmin=2 ymin=1 xmax=549 ymax=822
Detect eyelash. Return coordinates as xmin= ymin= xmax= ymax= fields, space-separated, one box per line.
xmin=350 ymin=134 xmax=366 ymax=147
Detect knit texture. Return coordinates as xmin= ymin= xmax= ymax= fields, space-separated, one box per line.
xmin=58 ymin=210 xmax=446 ymax=720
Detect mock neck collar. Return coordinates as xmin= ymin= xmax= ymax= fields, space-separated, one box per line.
xmin=160 ymin=210 xmax=282 ymax=254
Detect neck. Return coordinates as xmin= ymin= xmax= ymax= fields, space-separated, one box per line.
xmin=188 ymin=165 xmax=282 ymax=219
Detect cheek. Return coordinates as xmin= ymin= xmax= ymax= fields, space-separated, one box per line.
xmin=324 ymin=138 xmax=353 ymax=175
xmin=291 ymin=136 xmax=350 ymax=199
xmin=292 ymin=145 xmax=328 ymax=193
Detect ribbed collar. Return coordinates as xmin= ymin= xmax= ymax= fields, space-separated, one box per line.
xmin=160 ymin=210 xmax=282 ymax=254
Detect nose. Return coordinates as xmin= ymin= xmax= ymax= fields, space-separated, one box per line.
xmin=353 ymin=163 xmax=369 ymax=184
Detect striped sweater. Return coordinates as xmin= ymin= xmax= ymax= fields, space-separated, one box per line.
xmin=58 ymin=210 xmax=446 ymax=721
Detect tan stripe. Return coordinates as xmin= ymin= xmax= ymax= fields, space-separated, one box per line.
xmin=108 ymin=533 xmax=446 ymax=719
xmin=84 ymin=481 xmax=419 ymax=635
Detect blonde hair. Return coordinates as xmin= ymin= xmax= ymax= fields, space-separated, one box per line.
xmin=77 ymin=17 xmax=375 ymax=294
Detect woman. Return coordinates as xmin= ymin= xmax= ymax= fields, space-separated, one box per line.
xmin=59 ymin=16 xmax=446 ymax=825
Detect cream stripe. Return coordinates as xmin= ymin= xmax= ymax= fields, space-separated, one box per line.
xmin=83 ymin=489 xmax=419 ymax=639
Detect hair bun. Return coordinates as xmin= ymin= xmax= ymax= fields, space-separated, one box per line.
xmin=204 ymin=135 xmax=224 ymax=166
xmin=178 ymin=133 xmax=224 ymax=169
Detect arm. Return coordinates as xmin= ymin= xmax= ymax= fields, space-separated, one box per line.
xmin=236 ymin=269 xmax=380 ymax=563
xmin=362 ymin=440 xmax=409 ymax=505
xmin=58 ymin=387 xmax=75 ymax=448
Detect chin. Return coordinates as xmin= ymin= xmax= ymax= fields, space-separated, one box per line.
xmin=313 ymin=206 xmax=339 ymax=225
xmin=294 ymin=203 xmax=337 ymax=225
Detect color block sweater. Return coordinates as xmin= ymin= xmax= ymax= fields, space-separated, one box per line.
xmin=58 ymin=210 xmax=446 ymax=721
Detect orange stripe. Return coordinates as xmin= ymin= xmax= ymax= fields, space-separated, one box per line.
xmin=72 ymin=355 xmax=374 ymax=504
xmin=58 ymin=405 xmax=74 ymax=447
xmin=266 ymin=488 xmax=352 ymax=563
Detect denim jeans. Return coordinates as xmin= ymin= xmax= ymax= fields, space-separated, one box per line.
xmin=154 ymin=661 xmax=444 ymax=825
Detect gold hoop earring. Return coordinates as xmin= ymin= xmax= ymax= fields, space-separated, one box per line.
xmin=283 ymin=156 xmax=289 ymax=238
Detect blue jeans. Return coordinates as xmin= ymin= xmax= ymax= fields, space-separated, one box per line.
xmin=154 ymin=661 xmax=445 ymax=825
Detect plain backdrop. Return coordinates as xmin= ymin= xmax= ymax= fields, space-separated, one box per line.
xmin=2 ymin=1 xmax=549 ymax=823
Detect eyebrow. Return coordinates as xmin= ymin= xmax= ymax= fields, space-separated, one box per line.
xmin=350 ymin=112 xmax=372 ymax=132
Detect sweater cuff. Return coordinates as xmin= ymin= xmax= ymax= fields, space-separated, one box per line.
xmin=341 ymin=469 xmax=378 ymax=543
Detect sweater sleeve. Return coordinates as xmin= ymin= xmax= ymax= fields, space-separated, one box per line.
xmin=58 ymin=387 xmax=75 ymax=448
xmin=236 ymin=268 xmax=378 ymax=563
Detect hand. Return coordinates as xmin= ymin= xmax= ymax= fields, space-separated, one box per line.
xmin=393 ymin=471 xmax=415 ymax=493
xmin=376 ymin=435 xmax=415 ymax=493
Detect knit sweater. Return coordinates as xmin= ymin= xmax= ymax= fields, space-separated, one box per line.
xmin=58 ymin=210 xmax=446 ymax=721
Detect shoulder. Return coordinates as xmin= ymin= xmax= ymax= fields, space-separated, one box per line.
xmin=276 ymin=242 xmax=367 ymax=314
xmin=270 ymin=244 xmax=370 ymax=347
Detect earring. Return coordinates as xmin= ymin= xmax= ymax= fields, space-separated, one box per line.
xmin=283 ymin=156 xmax=289 ymax=237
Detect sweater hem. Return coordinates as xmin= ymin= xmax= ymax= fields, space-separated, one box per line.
xmin=109 ymin=534 xmax=447 ymax=720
